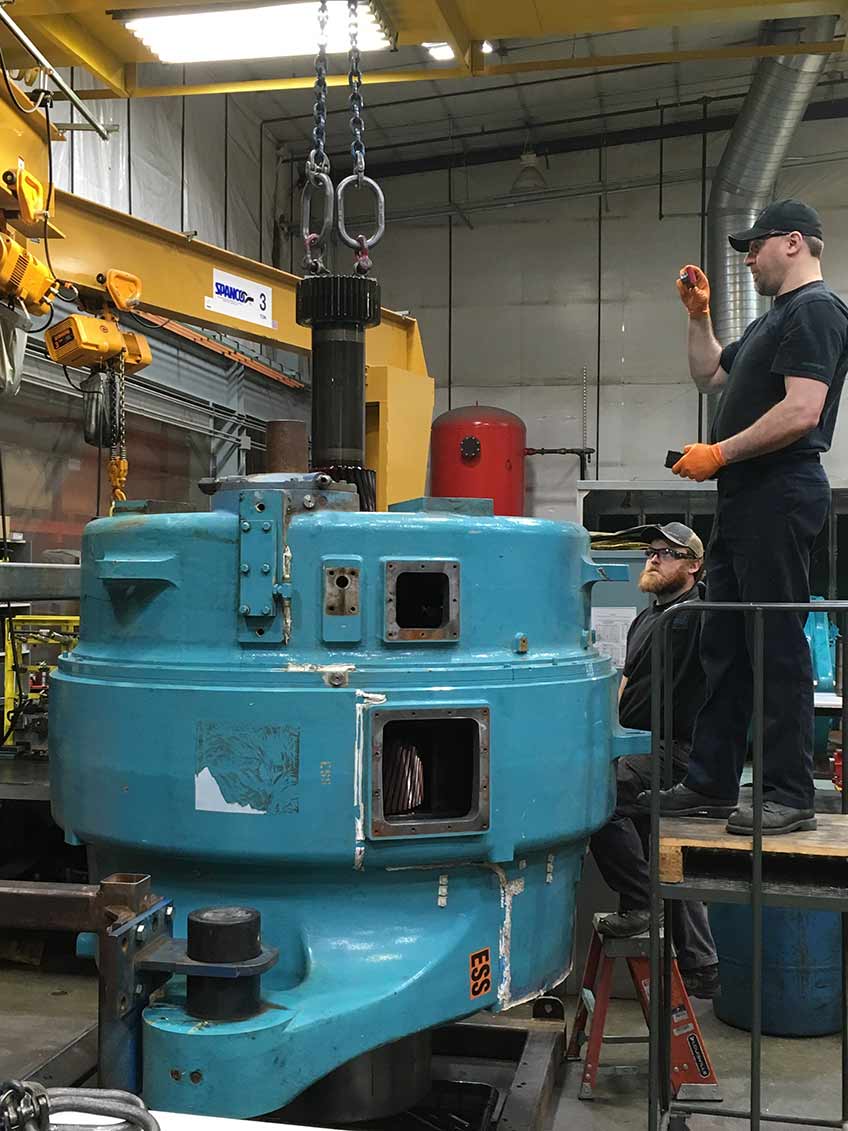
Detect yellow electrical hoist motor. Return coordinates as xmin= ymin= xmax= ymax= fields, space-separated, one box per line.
xmin=45 ymin=316 xmax=152 ymax=373
xmin=0 ymin=230 xmax=58 ymax=315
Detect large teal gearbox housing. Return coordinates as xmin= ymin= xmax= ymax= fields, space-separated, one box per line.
xmin=51 ymin=474 xmax=644 ymax=1119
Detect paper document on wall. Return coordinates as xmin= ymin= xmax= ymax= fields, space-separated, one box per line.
xmin=591 ymin=606 xmax=637 ymax=669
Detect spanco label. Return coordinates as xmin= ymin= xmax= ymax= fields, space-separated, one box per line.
xmin=205 ymin=268 xmax=275 ymax=329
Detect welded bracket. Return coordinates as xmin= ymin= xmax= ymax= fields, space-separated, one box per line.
xmin=237 ymin=489 xmax=290 ymax=645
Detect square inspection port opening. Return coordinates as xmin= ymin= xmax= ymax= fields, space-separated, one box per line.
xmin=396 ymin=570 xmax=449 ymax=628
xmin=385 ymin=561 xmax=460 ymax=642
xmin=371 ymin=709 xmax=489 ymax=836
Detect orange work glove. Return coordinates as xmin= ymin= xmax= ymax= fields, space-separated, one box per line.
xmin=676 ymin=264 xmax=711 ymax=319
xmin=672 ymin=443 xmax=726 ymax=482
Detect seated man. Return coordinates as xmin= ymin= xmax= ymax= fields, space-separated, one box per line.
xmin=590 ymin=522 xmax=719 ymax=999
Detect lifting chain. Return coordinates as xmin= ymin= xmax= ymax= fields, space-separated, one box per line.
xmin=302 ymin=0 xmax=331 ymax=275
xmin=301 ymin=0 xmax=385 ymax=277
xmin=307 ymin=0 xmax=329 ymax=182
xmin=340 ymin=0 xmax=385 ymax=275
xmin=347 ymin=0 xmax=365 ymax=179
xmin=107 ymin=351 xmax=128 ymax=505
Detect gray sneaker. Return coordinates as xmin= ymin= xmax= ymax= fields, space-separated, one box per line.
xmin=726 ymin=801 xmax=817 ymax=836
xmin=636 ymin=781 xmax=738 ymax=818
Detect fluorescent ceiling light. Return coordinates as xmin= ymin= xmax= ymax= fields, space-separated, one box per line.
xmin=422 ymin=41 xmax=454 ymax=61
xmin=125 ymin=0 xmax=389 ymax=64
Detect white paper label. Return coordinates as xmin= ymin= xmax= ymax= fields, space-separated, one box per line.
xmin=205 ymin=268 xmax=275 ymax=329
xmin=591 ymin=606 xmax=638 ymax=669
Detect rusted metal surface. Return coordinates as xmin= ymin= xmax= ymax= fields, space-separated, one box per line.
xmin=384 ymin=559 xmax=460 ymax=642
xmin=266 ymin=419 xmax=309 ymax=472
xmin=0 ymin=880 xmax=102 ymax=932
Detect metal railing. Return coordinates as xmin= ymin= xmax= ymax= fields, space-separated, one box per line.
xmin=647 ymin=599 xmax=848 ymax=1131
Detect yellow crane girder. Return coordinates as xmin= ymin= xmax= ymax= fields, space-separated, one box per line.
xmin=0 ymin=87 xmax=434 ymax=509
xmin=0 ymin=0 xmax=844 ymax=102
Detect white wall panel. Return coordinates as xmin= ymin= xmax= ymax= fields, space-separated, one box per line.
xmin=228 ymin=97 xmax=261 ymax=259
xmin=130 ymin=64 xmax=183 ymax=231
xmin=50 ymin=68 xmax=73 ymax=192
xmin=71 ymin=73 xmax=128 ymax=211
xmin=184 ymin=94 xmax=226 ymax=247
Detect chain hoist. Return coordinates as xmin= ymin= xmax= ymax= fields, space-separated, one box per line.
xmin=301 ymin=0 xmax=385 ymax=277
xmin=107 ymin=350 xmax=128 ymax=505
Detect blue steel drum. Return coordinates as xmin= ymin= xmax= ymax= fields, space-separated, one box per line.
xmin=711 ymin=904 xmax=842 ymax=1036
xmin=51 ymin=475 xmax=644 ymax=1117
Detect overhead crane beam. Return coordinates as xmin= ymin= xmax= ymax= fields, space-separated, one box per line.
xmin=0 ymin=85 xmax=433 ymax=507
xmin=2 ymin=0 xmax=846 ymax=98
xmin=25 ymin=14 xmax=129 ymax=97
xmin=0 ymin=86 xmax=427 ymax=375
xmin=58 ymin=36 xmax=846 ymax=101
xmin=430 ymin=0 xmax=474 ymax=70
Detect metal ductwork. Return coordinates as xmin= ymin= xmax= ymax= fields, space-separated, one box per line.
xmin=707 ymin=16 xmax=838 ymax=352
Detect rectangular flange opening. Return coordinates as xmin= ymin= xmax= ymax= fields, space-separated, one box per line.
xmin=384 ymin=560 xmax=460 ymax=642
xmin=371 ymin=708 xmax=489 ymax=837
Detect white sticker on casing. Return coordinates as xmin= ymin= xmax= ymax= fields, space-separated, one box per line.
xmin=205 ymin=268 xmax=275 ymax=329
xmin=592 ymin=606 xmax=638 ymax=669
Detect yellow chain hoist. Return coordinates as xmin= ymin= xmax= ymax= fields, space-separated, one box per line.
xmin=43 ymin=271 xmax=151 ymax=507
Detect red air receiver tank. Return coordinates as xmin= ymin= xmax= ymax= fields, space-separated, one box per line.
xmin=430 ymin=406 xmax=527 ymax=516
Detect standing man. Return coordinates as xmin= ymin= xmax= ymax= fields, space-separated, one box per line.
xmin=592 ymin=524 xmax=719 ymax=998
xmin=654 ymin=200 xmax=848 ymax=834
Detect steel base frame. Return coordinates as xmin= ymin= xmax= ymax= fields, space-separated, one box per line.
xmin=647 ymin=599 xmax=848 ymax=1131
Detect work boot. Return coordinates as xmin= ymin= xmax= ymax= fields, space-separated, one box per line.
xmin=682 ymin=963 xmax=721 ymax=1000
xmin=636 ymin=782 xmax=737 ymax=818
xmin=726 ymin=801 xmax=817 ymax=836
xmin=596 ymin=909 xmax=661 ymax=939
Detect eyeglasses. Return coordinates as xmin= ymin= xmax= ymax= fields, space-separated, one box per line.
xmin=746 ymin=231 xmax=789 ymax=257
xmin=643 ymin=548 xmax=695 ymax=561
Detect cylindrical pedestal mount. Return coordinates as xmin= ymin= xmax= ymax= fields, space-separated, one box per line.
xmin=186 ymin=906 xmax=262 ymax=1021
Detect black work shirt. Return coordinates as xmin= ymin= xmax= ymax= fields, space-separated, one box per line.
xmin=619 ymin=583 xmax=705 ymax=741
xmin=713 ymin=280 xmax=848 ymax=465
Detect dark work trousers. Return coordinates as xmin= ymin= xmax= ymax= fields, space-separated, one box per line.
xmin=590 ymin=751 xmax=717 ymax=971
xmin=685 ymin=459 xmax=831 ymax=810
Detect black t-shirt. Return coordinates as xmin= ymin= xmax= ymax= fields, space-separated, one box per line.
xmin=713 ymin=280 xmax=848 ymax=464
xmin=619 ymin=583 xmax=705 ymax=740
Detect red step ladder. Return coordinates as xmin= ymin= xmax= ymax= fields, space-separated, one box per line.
xmin=566 ymin=914 xmax=722 ymax=1103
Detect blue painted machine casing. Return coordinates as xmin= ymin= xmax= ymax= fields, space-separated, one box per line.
xmin=51 ymin=485 xmax=645 ymax=1117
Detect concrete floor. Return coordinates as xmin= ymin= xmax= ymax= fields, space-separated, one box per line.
xmin=0 ymin=962 xmax=97 ymax=1080
xmin=0 ymin=963 xmax=840 ymax=1130
xmin=551 ymin=996 xmax=842 ymax=1131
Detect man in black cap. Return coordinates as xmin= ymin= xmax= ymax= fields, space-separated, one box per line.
xmin=592 ymin=524 xmax=719 ymax=997
xmin=652 ymin=199 xmax=848 ymax=834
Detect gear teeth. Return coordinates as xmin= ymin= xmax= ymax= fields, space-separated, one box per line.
xmin=296 ymin=274 xmax=381 ymax=328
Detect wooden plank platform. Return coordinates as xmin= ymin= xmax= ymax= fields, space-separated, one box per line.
xmin=659 ymin=814 xmax=848 ymax=884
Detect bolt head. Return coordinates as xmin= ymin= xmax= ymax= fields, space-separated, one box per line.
xmin=240 ymin=563 xmax=250 ymax=574
xmin=241 ymin=520 xmax=251 ymax=532
xmin=261 ymin=563 xmax=271 ymax=574
xmin=303 ymin=494 xmax=315 ymax=509
xmin=262 ymin=521 xmax=272 ymax=532
xmin=329 ymin=671 xmax=345 ymax=687
xmin=239 ymin=604 xmax=250 ymax=615
xmin=262 ymin=605 xmax=271 ymax=615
